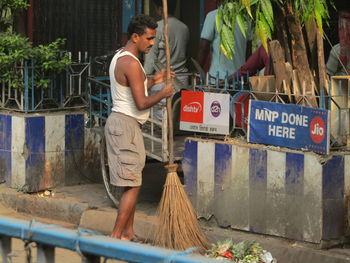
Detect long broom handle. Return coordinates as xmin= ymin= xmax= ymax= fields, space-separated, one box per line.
xmin=162 ymin=0 xmax=174 ymax=165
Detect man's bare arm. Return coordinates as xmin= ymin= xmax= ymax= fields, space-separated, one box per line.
xmin=147 ymin=69 xmax=175 ymax=89
xmin=116 ymin=58 xmax=173 ymax=111
xmin=197 ymin=39 xmax=211 ymax=68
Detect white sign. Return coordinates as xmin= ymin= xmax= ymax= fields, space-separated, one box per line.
xmin=180 ymin=91 xmax=230 ymax=135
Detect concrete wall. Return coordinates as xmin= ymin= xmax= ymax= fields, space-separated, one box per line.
xmin=182 ymin=137 xmax=350 ymax=244
xmin=0 ymin=112 xmax=101 ymax=192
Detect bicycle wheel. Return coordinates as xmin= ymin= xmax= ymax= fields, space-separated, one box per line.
xmin=100 ymin=134 xmax=119 ymax=208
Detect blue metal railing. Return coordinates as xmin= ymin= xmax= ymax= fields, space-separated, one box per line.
xmin=86 ymin=71 xmax=331 ymax=127
xmin=87 ymin=76 xmax=112 ymax=127
xmin=86 ymin=71 xmax=350 ymax=150
xmin=0 ymin=216 xmax=220 ymax=263
xmin=0 ymin=58 xmax=89 ymax=113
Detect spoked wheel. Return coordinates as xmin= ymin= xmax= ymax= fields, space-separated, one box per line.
xmin=100 ymin=134 xmax=119 ymax=208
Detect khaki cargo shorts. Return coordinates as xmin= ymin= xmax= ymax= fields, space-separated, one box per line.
xmin=104 ymin=112 xmax=145 ymax=187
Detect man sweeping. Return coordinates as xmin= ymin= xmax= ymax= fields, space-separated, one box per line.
xmin=105 ymin=14 xmax=174 ymax=242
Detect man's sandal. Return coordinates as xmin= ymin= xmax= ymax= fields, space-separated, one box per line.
xmin=130 ymin=235 xmax=147 ymax=244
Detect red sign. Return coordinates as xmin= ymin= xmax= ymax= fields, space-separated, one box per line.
xmin=310 ymin=116 xmax=326 ymax=144
xmin=180 ymin=91 xmax=204 ymax=124
xmin=230 ymin=91 xmax=250 ymax=130
xmin=180 ymin=90 xmax=230 ymax=135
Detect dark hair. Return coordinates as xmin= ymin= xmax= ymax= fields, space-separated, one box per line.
xmin=152 ymin=0 xmax=177 ymax=15
xmin=127 ymin=14 xmax=158 ymax=39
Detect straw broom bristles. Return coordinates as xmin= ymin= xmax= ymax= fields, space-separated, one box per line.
xmin=153 ymin=164 xmax=209 ymax=250
xmin=152 ymin=0 xmax=209 ymax=252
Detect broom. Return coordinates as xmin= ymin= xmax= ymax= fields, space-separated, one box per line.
xmin=153 ymin=0 xmax=209 ymax=251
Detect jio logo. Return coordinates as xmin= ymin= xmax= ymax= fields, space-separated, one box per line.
xmin=310 ymin=116 xmax=325 ymax=143
xmin=211 ymin=101 xmax=221 ymax=117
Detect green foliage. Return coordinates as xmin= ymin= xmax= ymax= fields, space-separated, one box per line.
xmin=216 ymin=0 xmax=332 ymax=60
xmin=295 ymin=0 xmax=330 ymax=35
xmin=0 ymin=0 xmax=29 ymax=31
xmin=0 ymin=31 xmax=71 ymax=89
xmin=216 ymin=1 xmax=250 ymax=60
xmin=0 ymin=0 xmax=28 ymax=10
xmin=0 ymin=0 xmax=71 ymax=89
xmin=33 ymin=39 xmax=71 ymax=73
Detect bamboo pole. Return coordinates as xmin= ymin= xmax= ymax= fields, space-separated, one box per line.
xmin=162 ymin=0 xmax=174 ymax=164
xmin=152 ymin=0 xmax=209 ymax=250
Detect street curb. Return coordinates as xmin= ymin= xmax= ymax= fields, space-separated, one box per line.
xmin=0 ymin=189 xmax=89 ymax=225
xmin=79 ymin=208 xmax=157 ymax=240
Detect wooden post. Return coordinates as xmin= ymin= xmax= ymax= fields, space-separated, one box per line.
xmin=0 ymin=236 xmax=11 ymax=263
xmin=81 ymin=254 xmax=100 ymax=263
xmin=37 ymin=244 xmax=55 ymax=263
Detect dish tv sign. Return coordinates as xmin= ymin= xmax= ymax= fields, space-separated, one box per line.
xmin=180 ymin=90 xmax=230 ymax=135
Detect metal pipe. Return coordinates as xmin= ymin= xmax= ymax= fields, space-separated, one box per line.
xmin=0 ymin=216 xmax=217 ymax=263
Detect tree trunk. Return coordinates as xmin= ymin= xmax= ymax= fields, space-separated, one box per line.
xmin=305 ymin=19 xmax=318 ymax=80
xmin=269 ymin=40 xmax=291 ymax=95
xmin=316 ymin=29 xmax=328 ymax=96
xmin=286 ymin=15 xmax=318 ymax=107
xmin=274 ymin=9 xmax=292 ymax=64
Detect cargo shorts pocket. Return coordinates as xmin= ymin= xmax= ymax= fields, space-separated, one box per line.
xmin=108 ymin=128 xmax=139 ymax=181
xmin=108 ymin=127 xmax=123 ymax=137
xmin=107 ymin=126 xmax=130 ymax=150
xmin=118 ymin=151 xmax=140 ymax=181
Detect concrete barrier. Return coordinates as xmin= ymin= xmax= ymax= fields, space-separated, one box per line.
xmin=0 ymin=112 xmax=101 ymax=192
xmin=182 ymin=137 xmax=350 ymax=244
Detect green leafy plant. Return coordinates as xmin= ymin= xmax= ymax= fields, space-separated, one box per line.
xmin=31 ymin=38 xmax=71 ymax=88
xmin=0 ymin=1 xmax=71 ymax=90
xmin=0 ymin=0 xmax=29 ymax=31
xmin=0 ymin=31 xmax=71 ymax=89
xmin=217 ymin=0 xmax=331 ymax=59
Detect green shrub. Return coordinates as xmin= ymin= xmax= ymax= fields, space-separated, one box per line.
xmin=0 ymin=0 xmax=29 ymax=31
xmin=0 ymin=31 xmax=71 ymax=89
xmin=0 ymin=1 xmax=71 ymax=89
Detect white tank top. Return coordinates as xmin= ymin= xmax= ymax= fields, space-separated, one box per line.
xmin=109 ymin=49 xmax=149 ymax=124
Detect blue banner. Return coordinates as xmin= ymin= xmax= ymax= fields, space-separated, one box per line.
xmin=247 ymin=101 xmax=330 ymax=154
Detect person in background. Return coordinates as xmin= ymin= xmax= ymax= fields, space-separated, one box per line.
xmin=197 ymin=0 xmax=252 ymax=81
xmin=326 ymin=43 xmax=343 ymax=76
xmin=231 ymin=45 xmax=270 ymax=80
xmin=326 ymin=10 xmax=350 ymax=76
xmin=105 ymin=14 xmax=174 ymax=242
xmin=144 ymin=0 xmax=189 ymax=120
